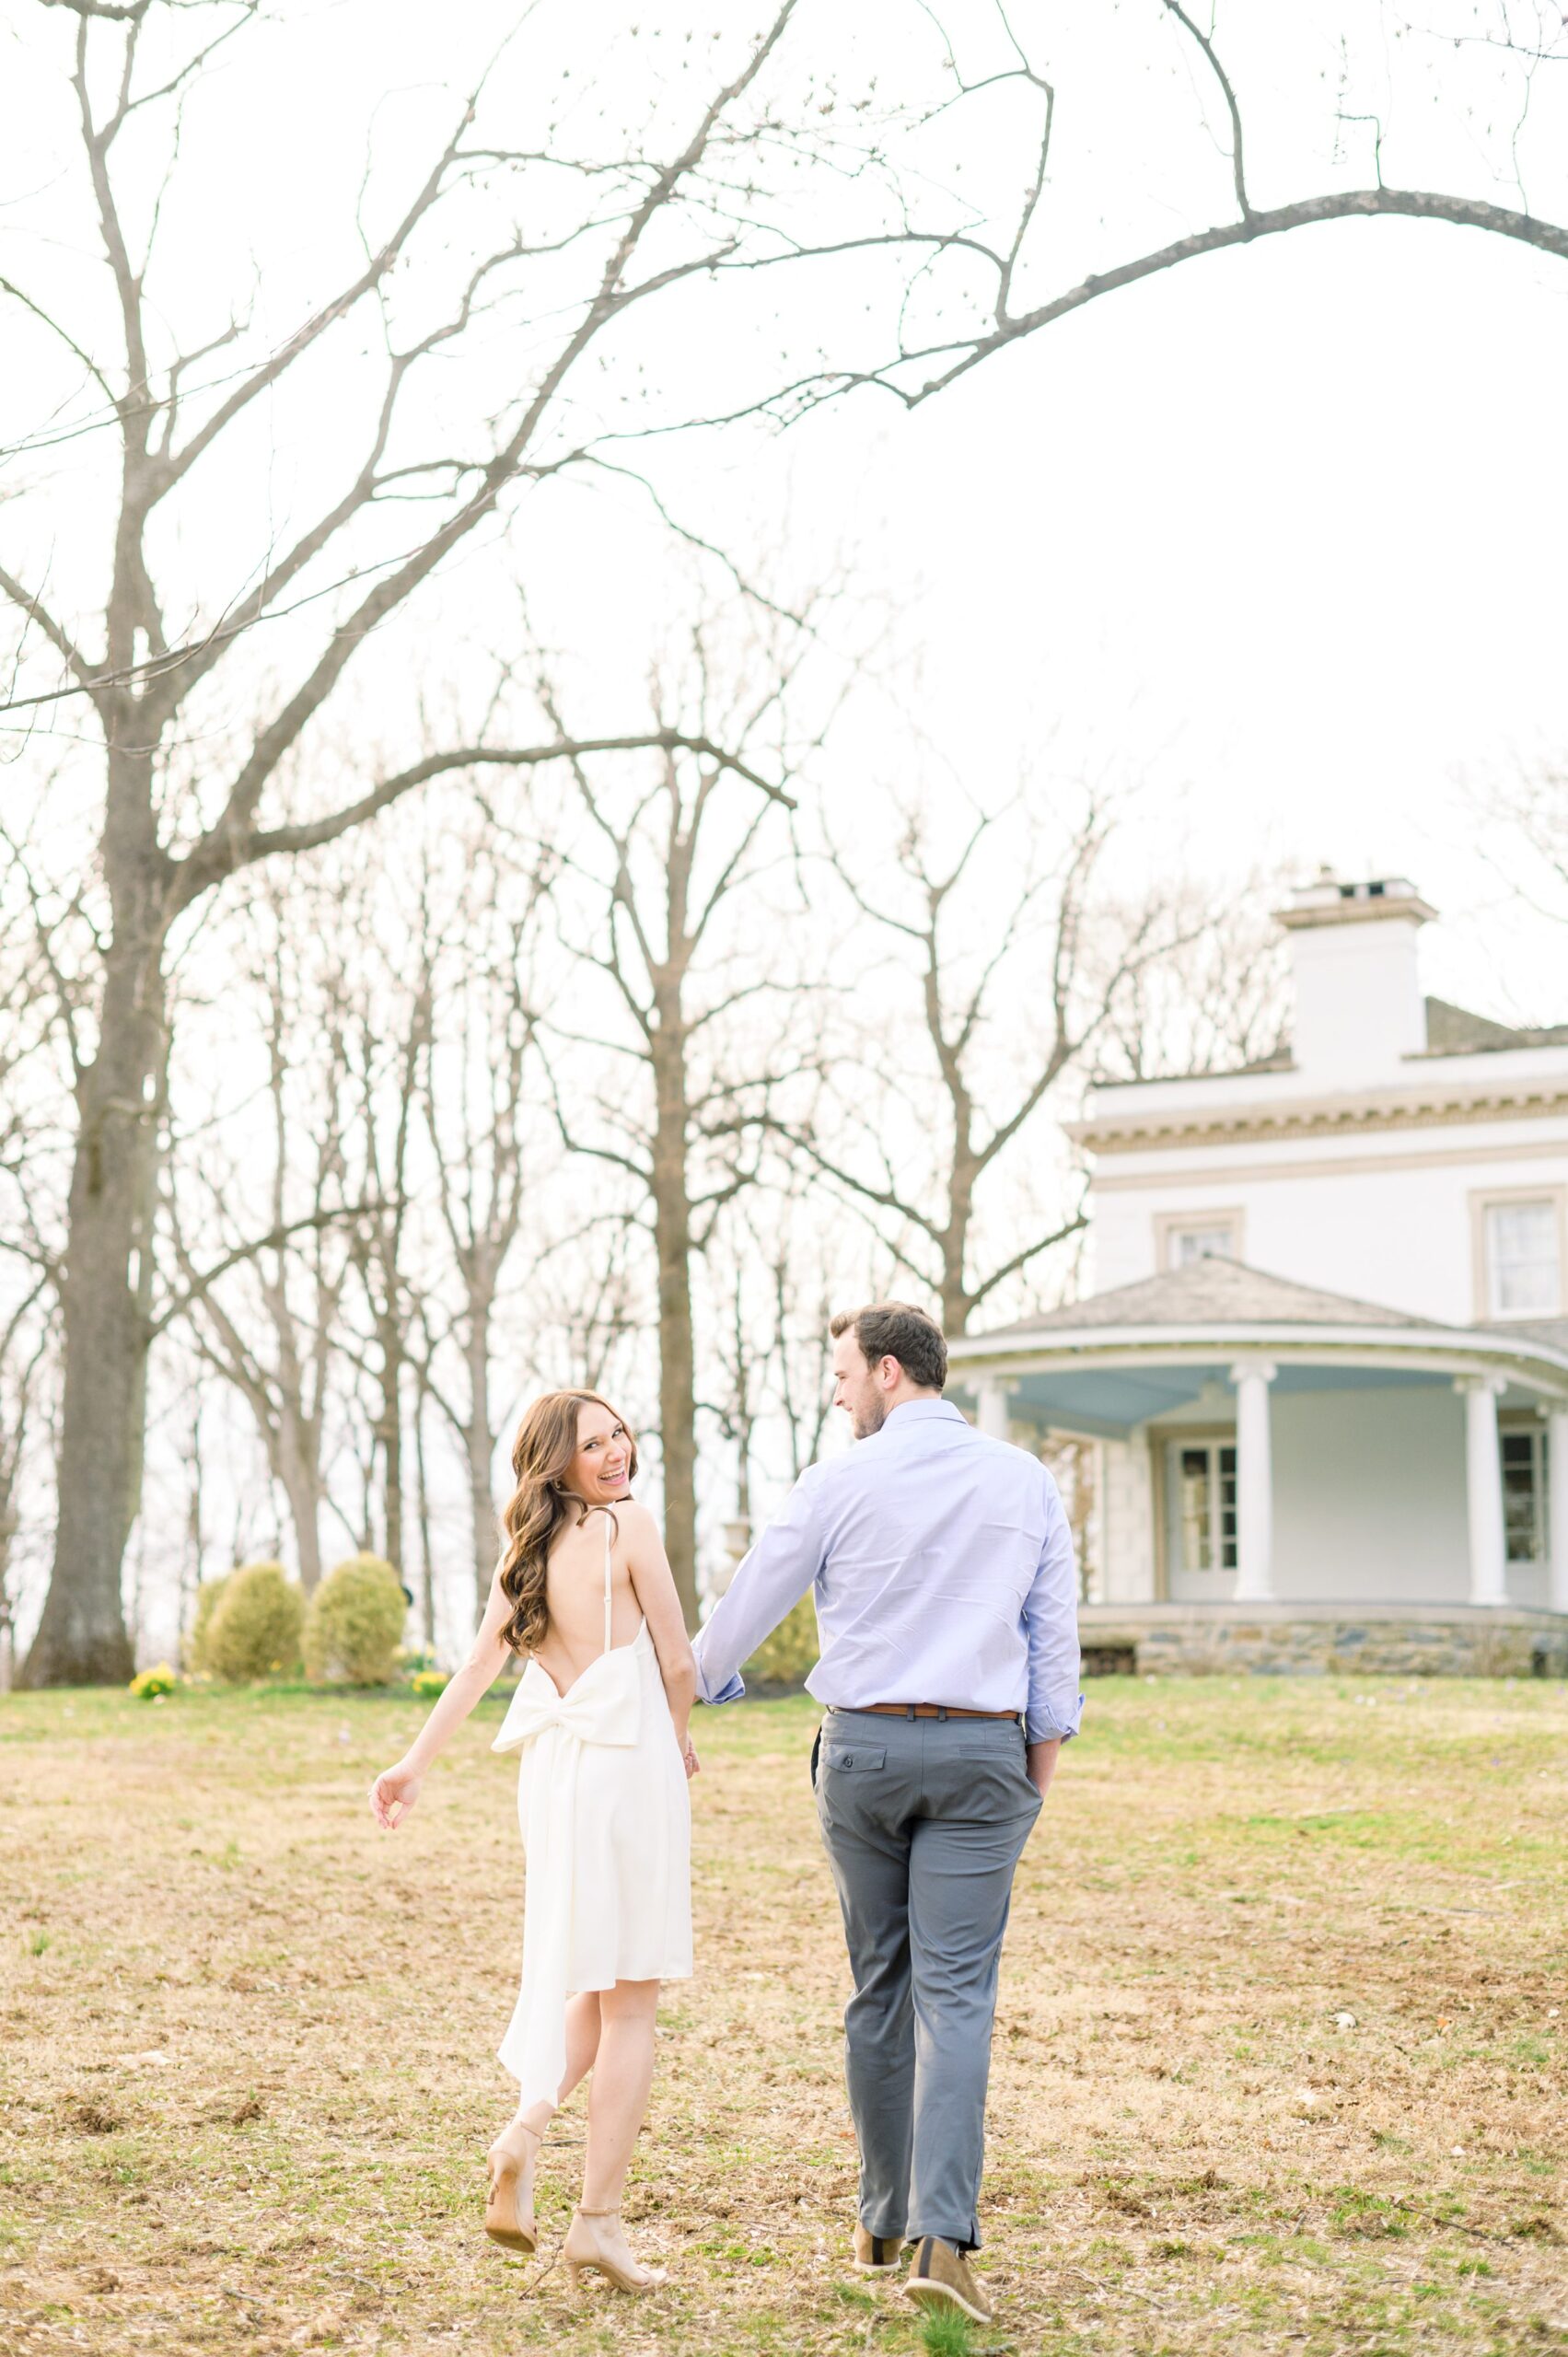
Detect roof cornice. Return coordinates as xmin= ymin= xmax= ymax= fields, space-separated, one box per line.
xmin=1274 ymin=890 xmax=1437 ymax=932
xmin=1071 ymin=1074 xmax=1568 ymax=1155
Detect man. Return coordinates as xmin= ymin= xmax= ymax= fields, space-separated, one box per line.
xmin=692 ymin=1300 xmax=1081 ymax=2325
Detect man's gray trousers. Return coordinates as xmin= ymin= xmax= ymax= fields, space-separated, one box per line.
xmin=813 ymin=1706 xmax=1042 ymax=2254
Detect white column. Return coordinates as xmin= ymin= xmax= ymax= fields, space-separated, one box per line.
xmin=976 ymin=1381 xmax=1011 ymax=1441
xmin=1548 ymin=1406 xmax=1568 ymax=1617
xmin=1457 ymin=1375 xmax=1508 ymax=1608
xmin=1230 ymin=1359 xmax=1276 ymax=1603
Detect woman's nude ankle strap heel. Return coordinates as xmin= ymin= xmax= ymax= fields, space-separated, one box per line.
xmin=563 ymin=2203 xmax=667 ymax=2292
xmin=483 ymin=2119 xmax=542 ymax=2255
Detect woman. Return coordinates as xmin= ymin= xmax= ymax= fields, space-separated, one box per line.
xmin=368 ymin=1392 xmax=697 ymax=2293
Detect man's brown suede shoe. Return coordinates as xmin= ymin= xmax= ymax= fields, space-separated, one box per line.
xmin=901 ymin=2235 xmax=995 ymax=2323
xmin=853 ymin=2223 xmax=907 ymax=2272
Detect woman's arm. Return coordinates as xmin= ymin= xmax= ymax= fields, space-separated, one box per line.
xmin=622 ymin=1504 xmax=699 ymax=1772
xmin=368 ymin=1565 xmax=514 ymax=1829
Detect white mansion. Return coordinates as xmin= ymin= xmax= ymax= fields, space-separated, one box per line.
xmin=949 ymin=874 xmax=1568 ymax=1675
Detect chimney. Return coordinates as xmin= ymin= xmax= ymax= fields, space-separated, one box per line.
xmin=1274 ymin=871 xmax=1436 ymax=1082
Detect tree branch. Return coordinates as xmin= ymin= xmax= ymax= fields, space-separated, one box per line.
xmin=147 ymin=1202 xmax=399 ymax=1341
xmin=0 ymin=565 xmax=95 ymax=692
xmin=172 ymin=731 xmax=794 ymax=910
xmin=912 ymin=188 xmax=1568 ymax=406
xmin=966 ymin=1212 xmax=1088 ymax=1312
xmin=1164 ymin=0 xmax=1250 ymax=220
xmin=763 ymin=1118 xmax=946 ymax=1249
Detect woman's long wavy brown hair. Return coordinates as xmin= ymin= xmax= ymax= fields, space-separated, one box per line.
xmin=497 ymin=1390 xmax=639 ymax=1656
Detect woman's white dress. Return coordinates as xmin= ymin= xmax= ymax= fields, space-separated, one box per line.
xmin=492 ymin=1515 xmax=691 ymax=2114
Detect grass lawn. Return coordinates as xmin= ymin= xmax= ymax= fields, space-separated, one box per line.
xmin=2 ymin=1673 xmax=1565 ymax=2356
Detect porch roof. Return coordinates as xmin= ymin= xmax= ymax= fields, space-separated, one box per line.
xmin=976 ymin=1257 xmax=1418 ymax=1337
xmin=947 ymin=1257 xmax=1568 ymax=1432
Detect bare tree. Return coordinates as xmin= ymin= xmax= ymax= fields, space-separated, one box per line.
xmin=700 ymin=1178 xmax=842 ymax=1550
xmin=414 ymin=830 xmax=550 ymax=1612
xmin=772 ymin=5 xmax=1568 ymax=418
xmin=410 ymin=1360 xmax=439 ymax=1657
xmin=0 ymin=829 xmax=78 ymax=1290
xmin=794 ymin=794 xmax=1185 ymax=1336
xmin=1469 ymin=767 xmax=1568 ymax=999
xmin=167 ymin=877 xmax=362 ymax=1590
xmin=0 ymin=0 xmax=915 ymax=1680
xmin=1497 ymin=772 xmax=1568 ymax=911
xmin=341 ymin=956 xmax=433 ymax=1582
xmin=526 ymin=1213 xmax=649 ymax=1410
xmin=0 ymin=1289 xmax=53 ymax=1692
xmin=1094 ymin=866 xmax=1293 ymax=1083
xmin=1039 ymin=1434 xmax=1097 ymax=1604
xmin=703 ymin=1221 xmax=770 ymax=1544
xmin=535 ymin=646 xmax=814 ymax=1625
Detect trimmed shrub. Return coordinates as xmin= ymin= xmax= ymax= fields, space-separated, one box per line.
xmin=187 ymin=1573 xmax=231 ymax=1674
xmin=129 ymin=1662 xmax=178 ymax=1701
xmin=304 ymin=1553 xmax=408 ymax=1688
xmin=743 ymin=1592 xmax=819 ymax=1689
xmin=204 ymin=1562 xmax=306 ymax=1683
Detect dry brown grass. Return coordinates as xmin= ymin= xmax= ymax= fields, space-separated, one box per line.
xmin=3 ymin=1674 xmax=1565 ymax=2355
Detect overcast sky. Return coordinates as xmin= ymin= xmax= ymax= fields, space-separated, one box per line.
xmin=6 ymin=0 xmax=1568 ymax=1019
xmin=797 ymin=215 xmax=1568 ymax=1021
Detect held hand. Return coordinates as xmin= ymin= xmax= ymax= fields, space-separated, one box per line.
xmin=682 ymin=1739 xmax=700 ymax=1781
xmin=368 ymin=1759 xmax=423 ymax=1830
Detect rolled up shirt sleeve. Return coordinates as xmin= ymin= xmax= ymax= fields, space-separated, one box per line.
xmin=691 ymin=1466 xmax=825 ymax=1704
xmin=1022 ymin=1470 xmax=1084 ymax=1742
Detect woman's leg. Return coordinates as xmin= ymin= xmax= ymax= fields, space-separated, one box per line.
xmin=580 ymin=1978 xmax=659 ymax=2211
xmin=488 ymin=1999 xmax=604 ymax=2248
xmin=514 ymin=1991 xmax=603 ymax=2137
xmin=559 ymin=1991 xmax=604 ymax=2100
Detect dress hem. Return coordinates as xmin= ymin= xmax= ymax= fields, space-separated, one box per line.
xmin=559 ymin=1961 xmax=693 ymax=1998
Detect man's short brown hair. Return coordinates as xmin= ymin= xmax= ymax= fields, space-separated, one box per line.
xmin=829 ymin=1300 xmax=947 ymax=1393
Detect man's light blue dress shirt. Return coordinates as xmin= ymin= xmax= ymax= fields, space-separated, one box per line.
xmin=691 ymin=1398 xmax=1083 ymax=1743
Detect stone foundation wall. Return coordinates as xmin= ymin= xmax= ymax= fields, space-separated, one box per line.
xmin=1079 ymin=1608 xmax=1568 ymax=1678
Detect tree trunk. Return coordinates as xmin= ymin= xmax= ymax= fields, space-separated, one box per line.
xmin=940 ymin=1252 xmax=972 ymax=1341
xmin=465 ymin=1296 xmax=498 ymax=1617
xmin=374 ymin=1318 xmax=403 ymax=1573
xmin=260 ymin=1096 xmax=329 ymax=1591
xmin=274 ymin=1426 xmax=324 ymax=1591
xmin=0 ymin=1460 xmax=20 ymax=1695
xmin=938 ymin=1117 xmax=978 ymax=1341
xmin=938 ymin=1227 xmax=972 ymax=1339
xmin=413 ymin=1384 xmax=437 ymax=1655
xmin=736 ymin=1416 xmax=753 ymax=1529
xmin=650 ymin=1027 xmax=699 ymax=1629
xmin=24 ymin=902 xmax=166 ymax=1686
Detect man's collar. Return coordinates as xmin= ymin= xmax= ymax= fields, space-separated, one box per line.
xmin=880 ymin=1397 xmax=965 ymax=1430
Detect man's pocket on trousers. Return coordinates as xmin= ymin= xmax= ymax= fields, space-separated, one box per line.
xmin=816 ymin=1737 xmax=890 ymax=1835
xmin=820 ymin=1741 xmax=887 ymax=1773
xmin=935 ymin=1728 xmax=1041 ymax=1824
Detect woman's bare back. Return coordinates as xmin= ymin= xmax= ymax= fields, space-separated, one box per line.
xmin=529 ymin=1510 xmax=645 ymax=1699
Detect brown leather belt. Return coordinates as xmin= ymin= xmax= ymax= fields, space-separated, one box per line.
xmin=842 ymin=1702 xmax=1021 ymax=1723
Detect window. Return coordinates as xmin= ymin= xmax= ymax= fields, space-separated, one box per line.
xmin=1485 ymin=1200 xmax=1562 ymax=1318
xmin=1167 ymin=1441 xmax=1237 ymax=1573
xmin=1501 ymin=1426 xmax=1548 ymax=1564
xmin=1173 ymin=1225 xmax=1237 ymax=1267
xmin=1156 ymin=1208 xmax=1245 ymax=1271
